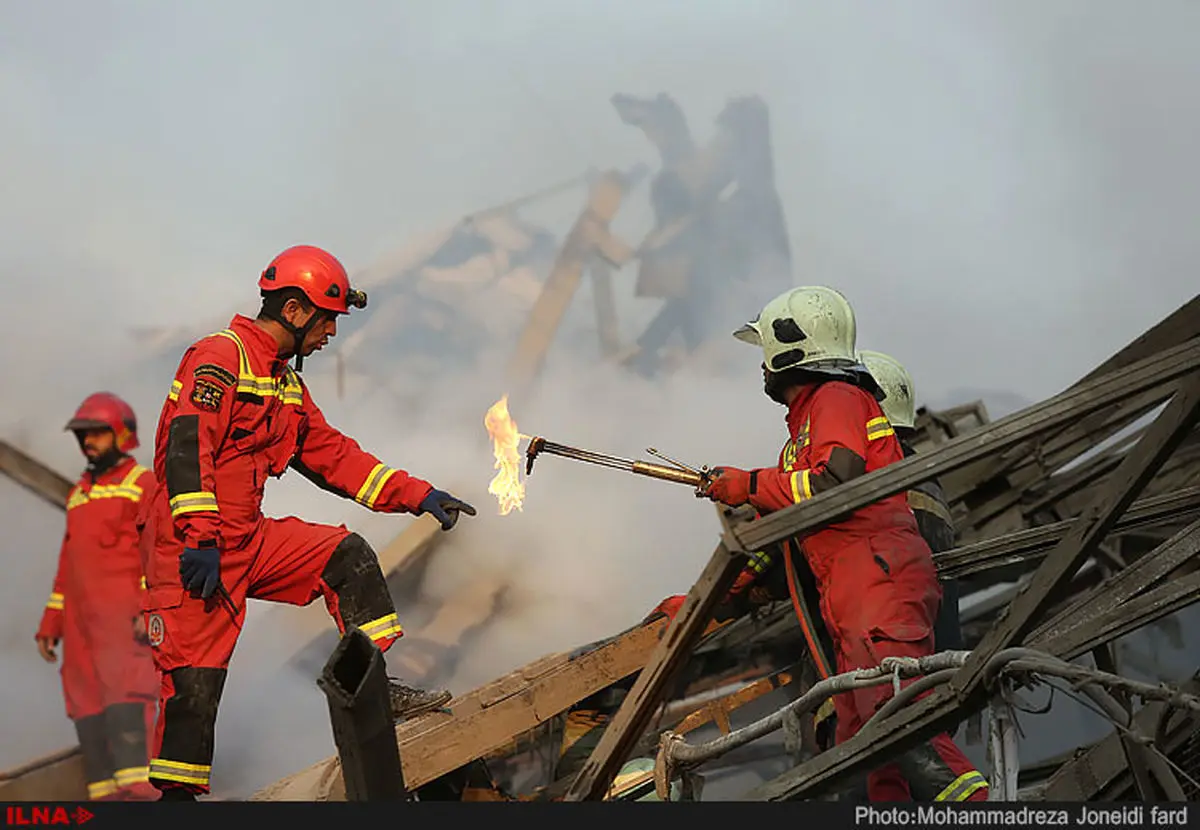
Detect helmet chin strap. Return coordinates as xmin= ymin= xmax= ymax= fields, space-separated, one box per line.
xmin=269 ymin=309 xmax=323 ymax=372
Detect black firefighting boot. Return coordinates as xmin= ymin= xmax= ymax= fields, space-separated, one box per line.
xmin=157 ymin=787 xmax=198 ymax=802
xmin=388 ymin=679 xmax=452 ymax=721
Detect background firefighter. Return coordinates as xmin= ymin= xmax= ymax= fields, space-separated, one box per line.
xmin=140 ymin=245 xmax=477 ymax=800
xmin=34 ymin=392 xmax=159 ymax=801
xmin=858 ymin=350 xmax=965 ymax=653
xmin=697 ymin=286 xmax=988 ymax=803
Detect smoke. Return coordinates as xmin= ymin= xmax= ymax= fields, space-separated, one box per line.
xmin=3 ymin=0 xmax=1199 ymax=797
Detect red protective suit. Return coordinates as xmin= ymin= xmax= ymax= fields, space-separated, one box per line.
xmin=734 ymin=380 xmax=988 ymax=803
xmin=36 ymin=456 xmax=159 ymax=800
xmin=142 ymin=314 xmax=434 ymax=795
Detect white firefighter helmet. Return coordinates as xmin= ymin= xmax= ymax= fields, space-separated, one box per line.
xmin=858 ymin=350 xmax=916 ymax=429
xmin=733 ymin=286 xmax=858 ymax=373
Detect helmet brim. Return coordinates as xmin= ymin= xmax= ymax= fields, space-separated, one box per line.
xmin=732 ymin=322 xmax=762 ymax=346
xmin=65 ymin=418 xmax=112 ymax=433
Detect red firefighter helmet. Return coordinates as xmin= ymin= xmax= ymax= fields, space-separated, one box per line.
xmin=257 ymin=245 xmax=367 ymax=314
xmin=65 ymin=392 xmax=139 ymax=452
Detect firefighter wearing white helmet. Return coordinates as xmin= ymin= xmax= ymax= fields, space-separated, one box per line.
xmin=698 ymin=287 xmax=989 ymax=802
xmin=857 ymin=350 xmax=965 ymax=642
xmin=857 ymin=349 xmax=916 ymax=430
xmin=733 ymin=286 xmax=882 ymax=405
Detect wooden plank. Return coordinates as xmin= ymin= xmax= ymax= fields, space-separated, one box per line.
xmin=0 ymin=439 xmax=72 ymax=511
xmin=947 ymin=374 xmax=1200 ymax=701
xmin=506 ymin=170 xmax=634 ymax=395
xmin=735 ymin=338 xmax=1200 ymax=555
xmin=589 ymin=258 xmax=621 ymax=357
xmin=670 ymin=671 xmax=796 ymax=735
xmin=252 ymin=616 xmax=669 ymax=800
xmin=563 ymin=539 xmax=745 ymax=801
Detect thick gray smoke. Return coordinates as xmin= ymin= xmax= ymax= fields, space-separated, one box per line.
xmin=3 ymin=0 xmax=1199 ymax=798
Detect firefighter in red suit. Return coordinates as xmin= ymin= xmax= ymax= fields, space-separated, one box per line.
xmin=141 ymin=245 xmax=477 ymax=801
xmin=696 ymin=286 xmax=988 ymax=803
xmin=35 ymin=393 xmax=160 ymax=801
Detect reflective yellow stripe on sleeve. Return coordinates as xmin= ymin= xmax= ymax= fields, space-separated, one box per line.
xmin=789 ymin=469 xmax=812 ymax=503
xmin=935 ymin=770 xmax=989 ymax=802
xmin=149 ymin=758 xmax=211 ymax=788
xmin=168 ymin=379 xmax=182 ymax=402
xmin=355 ymin=463 xmax=398 ymax=509
xmin=866 ymin=416 xmax=895 ymax=441
xmin=139 ymin=575 xmax=147 ymax=591
xmin=168 ymin=491 xmax=219 ymax=517
xmin=46 ymin=592 xmax=64 ymax=611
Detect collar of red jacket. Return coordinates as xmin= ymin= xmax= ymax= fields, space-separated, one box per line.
xmin=228 ymin=314 xmax=290 ymax=375
xmin=785 ymin=384 xmax=818 ymax=437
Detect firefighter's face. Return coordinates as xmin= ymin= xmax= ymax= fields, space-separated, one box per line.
xmin=77 ymin=428 xmax=115 ymax=460
xmin=298 ymin=309 xmax=338 ymax=356
xmin=281 ymin=300 xmax=339 ymax=356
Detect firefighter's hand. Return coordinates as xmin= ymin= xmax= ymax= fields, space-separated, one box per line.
xmin=418 ymin=488 xmax=478 ymax=531
xmin=35 ymin=635 xmax=59 ymax=663
xmin=180 ymin=545 xmax=221 ymax=599
xmin=698 ymin=466 xmax=753 ymax=507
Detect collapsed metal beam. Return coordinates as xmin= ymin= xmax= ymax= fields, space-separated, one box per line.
xmin=949 ymin=293 xmax=1200 ymax=510
xmin=317 ymin=626 xmax=408 ymax=801
xmin=743 ymin=371 xmax=1200 ymax=801
xmin=937 ymin=486 xmax=1200 ymax=580
xmin=1028 ymin=516 xmax=1200 ymax=647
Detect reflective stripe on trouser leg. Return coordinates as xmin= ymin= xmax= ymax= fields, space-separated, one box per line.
xmin=74 ymin=713 xmax=116 ymax=800
xmin=894 ymin=739 xmax=989 ymax=802
xmin=935 ymin=770 xmax=989 ymax=802
xmin=320 ymin=533 xmax=403 ymax=648
xmin=149 ymin=667 xmax=226 ymax=793
xmin=104 ymin=702 xmax=151 ymax=790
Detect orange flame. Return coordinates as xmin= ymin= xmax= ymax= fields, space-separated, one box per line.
xmin=485 ymin=395 xmax=525 ymax=515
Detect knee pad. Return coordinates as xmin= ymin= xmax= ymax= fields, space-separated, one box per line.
xmin=104 ymin=702 xmax=150 ymax=773
xmin=321 ymin=533 xmax=394 ymax=627
xmin=74 ymin=713 xmax=115 ymax=786
xmin=158 ymin=667 xmax=226 ymax=767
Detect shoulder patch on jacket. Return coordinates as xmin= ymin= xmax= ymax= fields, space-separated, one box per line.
xmin=190 ymin=379 xmax=226 ymax=412
xmin=194 ymin=363 xmax=237 ymax=388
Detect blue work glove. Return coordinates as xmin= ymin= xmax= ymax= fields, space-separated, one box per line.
xmin=418 ymin=488 xmax=477 ymax=531
xmin=180 ymin=546 xmax=221 ymax=599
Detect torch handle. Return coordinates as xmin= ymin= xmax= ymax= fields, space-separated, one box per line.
xmin=630 ymin=462 xmax=705 ymax=487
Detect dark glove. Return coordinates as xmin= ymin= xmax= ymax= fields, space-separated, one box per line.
xmin=418 ymin=488 xmax=478 ymax=531
xmin=700 ymin=466 xmax=754 ymax=507
xmin=180 ymin=545 xmax=221 ymax=599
